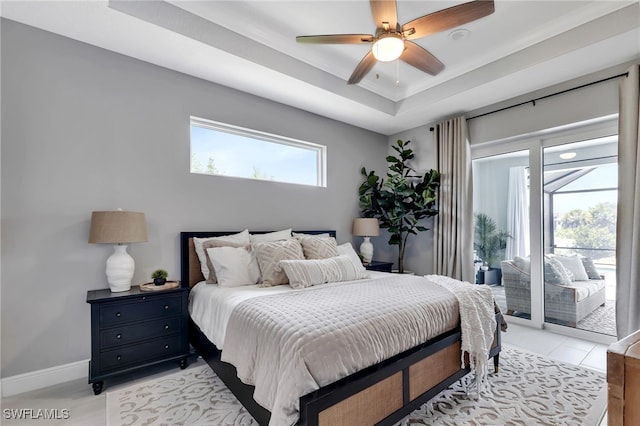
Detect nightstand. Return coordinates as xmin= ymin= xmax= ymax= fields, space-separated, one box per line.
xmin=365 ymin=260 xmax=393 ymax=272
xmin=86 ymin=285 xmax=189 ymax=395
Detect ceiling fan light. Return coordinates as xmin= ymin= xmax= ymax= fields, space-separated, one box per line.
xmin=372 ymin=34 xmax=404 ymax=62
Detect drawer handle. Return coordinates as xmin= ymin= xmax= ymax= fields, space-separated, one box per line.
xmin=116 ymin=355 xmax=122 ymax=361
xmin=164 ymin=305 xmax=169 ymax=310
xmin=164 ymin=344 xmax=170 ymax=349
xmin=164 ymin=325 xmax=169 ymax=330
xmin=115 ymin=312 xmax=121 ymax=318
xmin=116 ymin=334 xmax=122 ymax=340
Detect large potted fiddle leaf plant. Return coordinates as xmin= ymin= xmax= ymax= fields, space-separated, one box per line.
xmin=359 ymin=139 xmax=440 ymax=273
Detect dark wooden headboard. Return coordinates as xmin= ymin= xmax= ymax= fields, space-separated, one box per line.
xmin=180 ymin=230 xmax=337 ymax=288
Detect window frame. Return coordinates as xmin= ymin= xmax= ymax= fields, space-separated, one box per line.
xmin=190 ymin=116 xmax=327 ymax=188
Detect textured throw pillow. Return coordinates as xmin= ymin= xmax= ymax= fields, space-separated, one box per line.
xmin=249 ymin=229 xmax=292 ymax=243
xmin=544 ymin=256 xmax=572 ymax=286
xmin=206 ymin=246 xmax=261 ymax=287
xmin=202 ymin=239 xmax=248 ymax=283
xmin=253 ymin=239 xmax=304 ymax=287
xmin=337 ymin=242 xmax=367 ymax=275
xmin=555 ymin=255 xmax=589 ymax=281
xmin=295 ymin=235 xmax=339 ymax=259
xmin=292 ymin=232 xmax=330 ymax=238
xmin=513 ymin=256 xmax=531 ymax=274
xmin=280 ymin=255 xmax=367 ymax=289
xmin=581 ymin=257 xmax=602 ymax=280
xmin=194 ymin=230 xmax=250 ymax=280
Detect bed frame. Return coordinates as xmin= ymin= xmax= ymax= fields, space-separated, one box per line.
xmin=180 ymin=231 xmax=502 ymax=426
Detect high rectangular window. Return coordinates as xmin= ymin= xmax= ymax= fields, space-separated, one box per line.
xmin=190 ymin=117 xmax=327 ymax=187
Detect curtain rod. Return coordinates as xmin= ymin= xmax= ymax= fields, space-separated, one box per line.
xmin=430 ymin=71 xmax=629 ymax=130
xmin=466 ymin=72 xmax=629 ymax=121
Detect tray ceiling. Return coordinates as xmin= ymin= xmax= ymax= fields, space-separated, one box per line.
xmin=2 ymin=1 xmax=639 ymax=134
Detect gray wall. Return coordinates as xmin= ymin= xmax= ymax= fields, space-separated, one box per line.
xmin=373 ymin=128 xmax=438 ymax=275
xmin=0 ymin=19 xmax=387 ymax=378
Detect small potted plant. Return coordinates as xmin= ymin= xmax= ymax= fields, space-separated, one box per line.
xmin=151 ymin=269 xmax=168 ymax=286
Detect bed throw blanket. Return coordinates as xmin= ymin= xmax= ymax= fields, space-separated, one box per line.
xmin=426 ymin=274 xmax=497 ymax=394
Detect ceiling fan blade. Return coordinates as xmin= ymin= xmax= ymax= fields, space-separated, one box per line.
xmin=402 ymin=0 xmax=495 ymax=40
xmin=370 ymin=0 xmax=398 ymax=30
xmin=348 ymin=51 xmax=377 ymax=85
xmin=296 ymin=34 xmax=374 ymax=44
xmin=400 ymin=41 xmax=444 ymax=75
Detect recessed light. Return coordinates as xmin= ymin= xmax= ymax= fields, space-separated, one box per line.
xmin=559 ymin=152 xmax=577 ymax=160
xmin=449 ymin=28 xmax=470 ymax=41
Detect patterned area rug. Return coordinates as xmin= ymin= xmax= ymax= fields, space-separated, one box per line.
xmin=107 ymin=345 xmax=606 ymax=426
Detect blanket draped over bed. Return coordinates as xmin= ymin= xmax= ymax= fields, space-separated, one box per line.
xmin=426 ymin=274 xmax=497 ymax=394
xmin=221 ymin=274 xmax=496 ymax=426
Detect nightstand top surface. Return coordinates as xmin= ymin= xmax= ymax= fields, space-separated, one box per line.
xmin=87 ymin=285 xmax=188 ymax=303
xmin=367 ymin=260 xmax=393 ymax=266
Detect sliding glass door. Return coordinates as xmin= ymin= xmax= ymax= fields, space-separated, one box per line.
xmin=472 ymin=121 xmax=618 ymax=340
xmin=473 ymin=148 xmax=537 ymax=325
xmin=542 ymin=137 xmax=617 ymax=336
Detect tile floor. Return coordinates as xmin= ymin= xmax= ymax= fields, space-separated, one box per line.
xmin=2 ymin=325 xmax=610 ymax=425
xmin=502 ymin=323 xmax=609 ymax=373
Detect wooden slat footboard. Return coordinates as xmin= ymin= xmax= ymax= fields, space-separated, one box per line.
xmin=299 ymin=330 xmax=467 ymax=426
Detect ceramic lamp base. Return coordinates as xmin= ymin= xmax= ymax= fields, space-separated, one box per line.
xmin=360 ymin=237 xmax=374 ymax=265
xmin=106 ymin=244 xmax=135 ymax=292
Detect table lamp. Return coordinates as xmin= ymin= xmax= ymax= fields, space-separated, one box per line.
xmin=89 ymin=210 xmax=148 ymax=292
xmin=352 ymin=218 xmax=380 ymax=265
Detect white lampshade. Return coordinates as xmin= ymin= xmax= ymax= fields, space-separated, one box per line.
xmin=353 ymin=218 xmax=380 ymax=265
xmin=372 ymin=34 xmax=405 ymax=62
xmin=89 ymin=210 xmax=147 ymax=292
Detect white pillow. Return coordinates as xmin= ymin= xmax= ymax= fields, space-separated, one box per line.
xmin=206 ymin=246 xmax=261 ymax=287
xmin=253 ymin=239 xmax=304 ymax=287
xmin=513 ymin=256 xmax=531 ymax=274
xmin=555 ymin=255 xmax=589 ymax=281
xmin=202 ymin=239 xmax=249 ymax=283
xmin=543 ymin=255 xmax=572 ymax=286
xmin=337 ymin=242 xmax=367 ymax=275
xmin=194 ymin=230 xmax=250 ymax=280
xmin=250 ymin=228 xmax=292 ymax=243
xmin=280 ymin=255 xmax=367 ymax=289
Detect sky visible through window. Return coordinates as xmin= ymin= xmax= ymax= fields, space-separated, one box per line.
xmin=190 ymin=124 xmax=322 ymax=186
xmin=550 ymin=164 xmax=617 ymax=214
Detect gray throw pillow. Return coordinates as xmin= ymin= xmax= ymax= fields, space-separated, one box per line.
xmin=581 ymin=257 xmax=602 ymax=280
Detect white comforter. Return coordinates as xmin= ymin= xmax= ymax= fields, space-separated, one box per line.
xmin=220 ymin=274 xmax=461 ymax=426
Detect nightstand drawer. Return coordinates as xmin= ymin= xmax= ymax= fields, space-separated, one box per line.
xmin=100 ymin=316 xmax=183 ymax=349
xmin=100 ymin=296 xmax=182 ymax=327
xmin=99 ymin=335 xmax=184 ymax=372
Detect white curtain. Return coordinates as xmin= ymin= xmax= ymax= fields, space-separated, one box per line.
xmin=433 ymin=116 xmax=474 ymax=282
xmin=617 ymin=64 xmax=640 ymax=339
xmin=505 ymin=166 xmax=530 ymax=259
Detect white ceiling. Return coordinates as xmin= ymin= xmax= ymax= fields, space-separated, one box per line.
xmin=2 ymin=0 xmax=639 ymax=135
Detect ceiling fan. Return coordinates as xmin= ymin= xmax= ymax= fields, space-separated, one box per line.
xmin=296 ymin=0 xmax=495 ymax=84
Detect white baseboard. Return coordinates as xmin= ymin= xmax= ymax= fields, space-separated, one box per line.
xmin=2 ymin=359 xmax=89 ymax=397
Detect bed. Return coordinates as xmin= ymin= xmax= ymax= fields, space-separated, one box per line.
xmin=180 ymin=230 xmax=502 ymax=426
